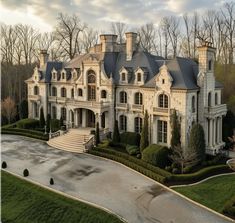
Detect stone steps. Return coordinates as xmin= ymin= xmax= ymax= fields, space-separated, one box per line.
xmin=47 ymin=129 xmax=92 ymax=153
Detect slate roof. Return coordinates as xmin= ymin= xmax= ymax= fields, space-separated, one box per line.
xmin=39 ymin=50 xmax=223 ymax=90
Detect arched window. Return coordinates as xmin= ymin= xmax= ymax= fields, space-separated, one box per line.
xmin=208 ymin=92 xmax=211 ymax=107
xmin=87 ymin=71 xmax=96 ymax=101
xmin=192 ymin=96 xmax=196 ymax=113
xmin=134 ymin=117 xmax=142 ymax=133
xmin=61 ymin=87 xmax=67 ymax=97
xmin=215 ymin=93 xmax=218 ymax=105
xmin=52 ymin=87 xmax=57 ymax=96
xmin=34 ymin=86 xmax=39 ymax=95
xmin=78 ymin=88 xmax=83 ymax=96
xmin=135 ymin=92 xmax=143 ymax=105
xmin=101 ymin=90 xmax=107 ymax=99
xmin=120 ymin=115 xmax=127 ymax=131
xmin=71 ymin=89 xmax=74 ymax=98
xmin=159 ymin=94 xmax=168 ymax=108
xmin=52 ymin=106 xmax=57 ymax=119
xmin=120 ymin=91 xmax=127 ymax=103
xmin=61 ymin=107 xmax=66 ymax=120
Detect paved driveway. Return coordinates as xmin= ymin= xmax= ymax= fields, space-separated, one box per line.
xmin=1 ymin=135 xmax=233 ymax=223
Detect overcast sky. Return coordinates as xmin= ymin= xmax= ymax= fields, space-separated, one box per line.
xmin=0 ymin=0 xmax=228 ymax=32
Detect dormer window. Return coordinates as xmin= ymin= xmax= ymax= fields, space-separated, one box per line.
xmin=137 ymin=73 xmax=141 ymax=82
xmin=53 ymin=73 xmax=56 ymax=79
xmin=78 ymin=88 xmax=83 ymax=96
xmin=162 ymin=79 xmax=165 ymax=84
xmin=121 ymin=73 xmax=126 ymax=81
xmin=62 ymin=72 xmax=65 ymax=79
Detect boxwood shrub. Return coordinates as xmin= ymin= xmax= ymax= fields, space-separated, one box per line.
xmin=126 ymin=144 xmax=140 ymax=156
xmin=1 ymin=128 xmax=49 ymax=141
xmin=223 ymin=195 xmax=235 ymax=218
xmin=142 ymin=144 xmax=171 ymax=168
xmin=16 ymin=119 xmax=39 ymax=129
xmin=120 ymin=132 xmax=140 ymax=146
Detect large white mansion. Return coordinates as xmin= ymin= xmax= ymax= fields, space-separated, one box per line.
xmin=26 ymin=32 xmax=227 ymax=154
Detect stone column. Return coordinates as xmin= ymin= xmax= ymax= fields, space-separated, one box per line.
xmin=220 ymin=116 xmax=223 ymax=143
xmin=209 ymin=119 xmax=213 ymax=148
xmin=213 ymin=119 xmax=216 ymax=146
xmin=216 ymin=117 xmax=219 ymax=144
xmin=82 ymin=109 xmax=86 ymax=127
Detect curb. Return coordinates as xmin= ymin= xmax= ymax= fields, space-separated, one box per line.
xmin=86 ymin=152 xmax=235 ymax=223
xmin=170 ymin=172 xmax=235 ymax=188
xmin=2 ymin=169 xmax=128 ymax=223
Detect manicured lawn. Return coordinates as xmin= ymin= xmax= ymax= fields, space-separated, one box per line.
xmin=174 ymin=174 xmax=235 ymax=213
xmin=1 ymin=171 xmax=123 ymax=223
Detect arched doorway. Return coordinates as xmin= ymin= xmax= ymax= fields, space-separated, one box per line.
xmin=87 ymin=110 xmax=95 ymax=128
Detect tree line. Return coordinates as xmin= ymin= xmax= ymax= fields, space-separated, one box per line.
xmin=1 ymin=1 xmax=235 ymax=127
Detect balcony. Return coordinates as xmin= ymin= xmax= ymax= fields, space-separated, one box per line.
xmin=48 ymin=96 xmax=56 ymax=102
xmin=116 ymin=103 xmax=128 ymax=110
xmin=131 ymin=104 xmax=144 ymax=112
xmin=153 ymin=107 xmax=170 ymax=116
xmin=67 ymin=99 xmax=110 ymax=110
xmin=28 ymin=95 xmax=40 ymax=101
xmin=204 ymin=104 xmax=227 ymax=117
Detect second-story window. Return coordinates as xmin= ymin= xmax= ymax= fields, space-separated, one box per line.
xmin=88 ymin=71 xmax=96 ymax=101
xmin=208 ymin=92 xmax=211 ymax=107
xmin=52 ymin=87 xmax=57 ymax=96
xmin=71 ymin=89 xmax=74 ymax=98
xmin=215 ymin=93 xmax=218 ymax=105
xmin=120 ymin=91 xmax=127 ymax=103
xmin=61 ymin=87 xmax=67 ymax=97
xmin=101 ymin=90 xmax=107 ymax=99
xmin=159 ymin=94 xmax=168 ymax=108
xmin=34 ymin=86 xmax=39 ymax=95
xmin=78 ymin=88 xmax=83 ymax=96
xmin=135 ymin=92 xmax=143 ymax=105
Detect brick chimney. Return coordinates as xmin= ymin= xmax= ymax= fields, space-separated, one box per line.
xmin=125 ymin=32 xmax=137 ymax=61
xmin=39 ymin=50 xmax=49 ymax=68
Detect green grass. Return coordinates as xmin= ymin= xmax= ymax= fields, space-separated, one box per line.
xmin=1 ymin=171 xmax=123 ymax=223
xmin=174 ymin=174 xmax=235 ymax=213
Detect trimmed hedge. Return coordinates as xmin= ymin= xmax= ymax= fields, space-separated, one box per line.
xmin=223 ymin=195 xmax=235 ymax=218
xmin=50 ymin=119 xmax=60 ymax=132
xmin=1 ymin=128 xmax=49 ymax=141
xmin=16 ymin=119 xmax=39 ymax=129
xmin=89 ymin=148 xmax=166 ymax=183
xmin=142 ymin=144 xmax=171 ymax=168
xmin=126 ymin=144 xmax=140 ymax=156
xmin=167 ymin=165 xmax=231 ymax=185
xmin=120 ymin=132 xmax=140 ymax=146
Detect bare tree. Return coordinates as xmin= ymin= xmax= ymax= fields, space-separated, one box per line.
xmin=160 ymin=17 xmax=171 ymax=59
xmin=192 ymin=12 xmax=200 ymax=59
xmin=138 ymin=23 xmax=158 ymax=54
xmin=110 ymin=22 xmax=127 ymax=44
xmin=82 ymin=28 xmax=99 ymax=53
xmin=183 ymin=13 xmax=191 ymax=58
xmin=1 ymin=97 xmax=17 ymax=124
xmin=55 ymin=13 xmax=86 ymax=60
xmin=221 ymin=2 xmax=235 ymax=64
xmin=170 ymin=145 xmax=199 ymax=174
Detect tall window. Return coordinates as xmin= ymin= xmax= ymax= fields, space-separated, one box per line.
xmin=88 ymin=71 xmax=96 ymax=101
xmin=71 ymin=89 xmax=74 ymax=98
xmin=192 ymin=96 xmax=196 ymax=113
xmin=61 ymin=107 xmax=66 ymax=120
xmin=215 ymin=93 xmax=218 ymax=105
xmin=208 ymin=60 xmax=212 ymax=71
xmin=121 ymin=73 xmax=126 ymax=81
xmin=135 ymin=92 xmax=143 ymax=105
xmin=208 ymin=92 xmax=211 ymax=107
xmin=78 ymin=88 xmax=83 ymax=96
xmin=158 ymin=120 xmax=167 ymax=143
xmin=159 ymin=94 xmax=168 ymax=108
xmin=52 ymin=106 xmax=57 ymax=119
xmin=120 ymin=115 xmax=127 ymax=131
xmin=135 ymin=117 xmax=142 ymax=133
xmin=137 ymin=73 xmax=141 ymax=82
xmin=34 ymin=86 xmax=39 ymax=95
xmin=61 ymin=87 xmax=67 ymax=97
xmin=34 ymin=103 xmax=38 ymax=117
xmin=101 ymin=90 xmax=107 ymax=99
xmin=62 ymin=72 xmax=65 ymax=79
xmin=120 ymin=91 xmax=127 ymax=103
xmin=52 ymin=87 xmax=57 ymax=96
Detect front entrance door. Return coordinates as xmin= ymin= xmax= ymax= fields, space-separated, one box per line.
xmin=87 ymin=110 xmax=95 ymax=128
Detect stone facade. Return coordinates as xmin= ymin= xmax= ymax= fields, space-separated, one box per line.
xmin=25 ymin=33 xmax=227 ymax=155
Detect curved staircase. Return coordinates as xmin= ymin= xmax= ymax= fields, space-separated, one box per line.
xmin=47 ymin=128 xmax=93 ymax=153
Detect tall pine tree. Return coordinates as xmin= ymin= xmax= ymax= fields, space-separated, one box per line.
xmin=140 ymin=110 xmax=149 ymax=152
xmin=95 ymin=122 xmax=100 ymax=146
xmin=39 ymin=107 xmax=45 ymax=128
xmin=112 ymin=120 xmax=120 ymax=143
xmin=46 ymin=113 xmax=51 ymax=132
xmin=170 ymin=109 xmax=181 ymax=149
xmin=189 ymin=123 xmax=206 ymax=163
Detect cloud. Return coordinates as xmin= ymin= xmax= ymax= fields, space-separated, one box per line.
xmin=0 ymin=0 xmax=226 ymax=32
